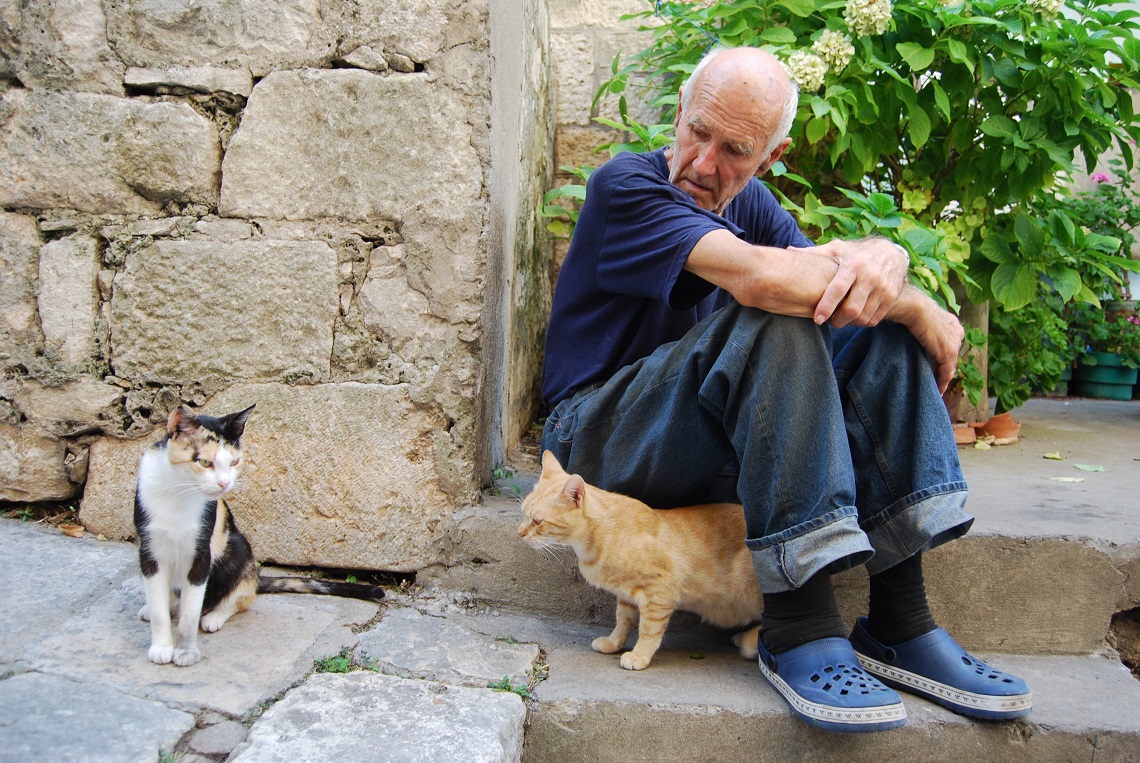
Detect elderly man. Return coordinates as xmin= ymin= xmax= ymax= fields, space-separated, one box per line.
xmin=540 ymin=46 xmax=1030 ymax=733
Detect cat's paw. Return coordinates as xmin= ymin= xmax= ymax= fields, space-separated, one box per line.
xmin=619 ymin=651 xmax=650 ymax=670
xmin=199 ymin=611 xmax=230 ymax=633
xmin=148 ymin=644 xmax=174 ymax=664
xmin=173 ymin=645 xmax=201 ymax=666
xmin=138 ymin=604 xmax=150 ymax=622
xmin=591 ymin=637 xmax=623 ymax=654
xmin=732 ymin=625 xmax=760 ymax=660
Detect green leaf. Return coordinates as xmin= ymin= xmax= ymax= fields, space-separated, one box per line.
xmin=867 ymin=193 xmax=897 ymax=218
xmin=908 ymin=106 xmax=931 ymax=150
xmin=991 ymin=263 xmax=1038 ymax=310
xmin=932 ymin=81 xmax=950 ymax=121
xmin=1013 ymin=213 xmax=1044 ymax=254
xmin=979 ymin=233 xmax=1014 ymax=264
xmin=759 ymin=26 xmax=797 ymax=44
xmin=1050 ymin=266 xmax=1082 ymax=302
xmin=806 ymin=116 xmax=830 ymax=145
xmin=946 ymin=39 xmax=974 ymax=73
xmin=896 ymin=42 xmax=935 ymax=71
xmin=776 ymin=0 xmax=817 ymax=18
xmin=980 ymin=116 xmax=1017 ymax=140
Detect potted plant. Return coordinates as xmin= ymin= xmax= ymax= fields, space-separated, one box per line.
xmin=1069 ymin=303 xmax=1140 ymax=399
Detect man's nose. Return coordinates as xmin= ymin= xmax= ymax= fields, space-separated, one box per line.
xmin=693 ymin=144 xmax=718 ymax=175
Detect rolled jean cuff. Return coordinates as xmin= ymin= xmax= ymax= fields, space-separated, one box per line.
xmin=861 ymin=482 xmax=974 ymax=576
xmin=746 ymin=507 xmax=874 ymax=593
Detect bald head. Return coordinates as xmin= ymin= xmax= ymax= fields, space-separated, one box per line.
xmin=681 ymin=48 xmax=799 ymax=158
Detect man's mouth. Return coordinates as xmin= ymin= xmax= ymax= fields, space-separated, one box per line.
xmin=680 ymin=176 xmax=713 ymax=194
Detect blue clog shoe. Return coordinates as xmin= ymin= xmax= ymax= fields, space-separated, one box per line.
xmin=756 ymin=636 xmax=907 ymax=733
xmin=850 ymin=617 xmax=1032 ymax=720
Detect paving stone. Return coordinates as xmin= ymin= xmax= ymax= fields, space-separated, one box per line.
xmin=0 ymin=672 xmax=195 ymax=763
xmin=358 ymin=605 xmax=539 ymax=687
xmin=188 ymin=719 xmax=248 ymax=755
xmin=230 ymin=672 xmax=525 ymax=763
xmin=27 ymin=573 xmax=378 ymax=716
xmin=0 ymin=521 xmax=136 ymax=666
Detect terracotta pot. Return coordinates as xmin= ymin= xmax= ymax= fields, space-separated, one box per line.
xmin=953 ymin=424 xmax=976 ymax=445
xmin=979 ymin=411 xmax=1021 ymax=442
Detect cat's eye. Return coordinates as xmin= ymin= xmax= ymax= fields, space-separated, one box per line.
xmin=197 ymin=457 xmax=213 ymax=468
xmin=231 ymin=457 xmax=241 ymax=466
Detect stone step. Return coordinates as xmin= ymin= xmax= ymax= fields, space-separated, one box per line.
xmin=457 ymin=609 xmax=1140 ymax=763
xmin=423 ymin=492 xmax=1136 ymax=657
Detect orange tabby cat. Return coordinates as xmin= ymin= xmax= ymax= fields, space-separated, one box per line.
xmin=518 ymin=451 xmax=762 ymax=670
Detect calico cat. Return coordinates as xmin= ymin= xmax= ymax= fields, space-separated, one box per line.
xmin=518 ymin=451 xmax=762 ymax=670
xmin=134 ymin=404 xmax=384 ymax=667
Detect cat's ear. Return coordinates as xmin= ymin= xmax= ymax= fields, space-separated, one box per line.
xmin=167 ymin=405 xmax=199 ymax=437
xmin=223 ymin=404 xmax=256 ymax=442
xmin=541 ymin=450 xmax=565 ymax=476
xmin=562 ymin=474 xmax=586 ymax=508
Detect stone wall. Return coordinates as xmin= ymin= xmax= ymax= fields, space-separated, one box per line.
xmin=0 ymin=0 xmax=553 ymax=571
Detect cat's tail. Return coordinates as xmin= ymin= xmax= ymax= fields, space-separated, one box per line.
xmin=257 ymin=576 xmax=385 ymax=601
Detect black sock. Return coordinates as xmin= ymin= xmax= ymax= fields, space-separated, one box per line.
xmin=866 ymin=553 xmax=937 ymax=645
xmin=759 ymin=569 xmax=847 ymax=654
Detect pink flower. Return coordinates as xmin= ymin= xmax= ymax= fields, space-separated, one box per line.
xmin=1092 ymin=172 xmax=1110 ymax=183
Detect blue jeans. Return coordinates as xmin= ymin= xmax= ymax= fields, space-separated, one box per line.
xmin=542 ymin=302 xmax=973 ymax=593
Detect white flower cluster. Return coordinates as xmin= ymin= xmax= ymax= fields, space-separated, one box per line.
xmin=844 ymin=0 xmax=893 ymax=37
xmin=811 ymin=30 xmax=856 ymax=72
xmin=785 ymin=50 xmax=829 ymax=92
xmin=1027 ymin=0 xmax=1063 ymax=16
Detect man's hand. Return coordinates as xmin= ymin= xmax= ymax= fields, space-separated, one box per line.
xmin=801 ymin=238 xmax=909 ymax=328
xmin=887 ymin=286 xmax=965 ymax=393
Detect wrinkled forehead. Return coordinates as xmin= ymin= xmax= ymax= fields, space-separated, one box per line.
xmin=690 ymin=81 xmax=779 ymax=148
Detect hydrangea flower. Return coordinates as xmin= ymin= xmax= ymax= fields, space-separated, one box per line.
xmin=844 ymin=0 xmax=893 ymax=37
xmin=1027 ymin=0 xmax=1064 ymax=16
xmin=785 ymin=51 xmax=829 ymax=92
xmin=812 ymin=30 xmax=856 ymax=72
xmin=1092 ymin=172 xmax=1110 ymax=184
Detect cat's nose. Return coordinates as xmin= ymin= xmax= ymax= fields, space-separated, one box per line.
xmin=516 ymin=523 xmax=528 ymax=538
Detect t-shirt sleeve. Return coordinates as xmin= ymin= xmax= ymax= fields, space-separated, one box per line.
xmin=591 ymin=162 xmax=727 ymax=310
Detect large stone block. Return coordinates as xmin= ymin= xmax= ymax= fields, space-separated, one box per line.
xmin=78 ymin=433 xmax=152 ymax=540
xmin=219 ymin=69 xmax=484 ymax=225
xmin=109 ymin=239 xmax=339 ymax=384
xmin=0 ymin=212 xmax=44 ymax=367
xmin=4 ymin=378 xmax=126 ymax=438
xmin=551 ymin=32 xmax=596 ymax=126
xmin=38 ymin=234 xmax=99 ymax=372
xmin=205 ymin=382 xmax=463 ymax=571
xmin=329 ymin=0 xmax=487 ymax=65
xmin=0 ymin=423 xmax=75 ymax=502
xmin=106 ymin=0 xmax=326 ymax=78
xmin=9 ymin=0 xmax=125 ymax=94
xmin=0 ymin=90 xmax=220 ymax=214
xmin=550 ymin=0 xmax=653 ymax=30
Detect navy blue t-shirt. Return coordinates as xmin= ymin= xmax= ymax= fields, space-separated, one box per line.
xmin=542 ymin=149 xmax=812 ymax=408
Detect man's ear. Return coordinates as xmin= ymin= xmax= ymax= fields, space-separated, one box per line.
xmin=755 ymin=137 xmax=792 ymax=177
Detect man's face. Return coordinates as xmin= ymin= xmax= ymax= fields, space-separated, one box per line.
xmin=668 ymin=80 xmax=779 ymax=215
